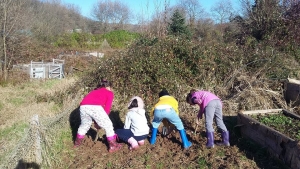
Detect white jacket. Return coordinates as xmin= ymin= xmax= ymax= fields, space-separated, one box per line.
xmin=124 ymin=107 xmax=149 ymax=136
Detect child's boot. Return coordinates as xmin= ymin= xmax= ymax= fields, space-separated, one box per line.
xmin=216 ymin=130 xmax=230 ymax=146
xmin=179 ymin=129 xmax=192 ymax=149
xmin=74 ymin=134 xmax=85 ymax=148
xmin=128 ymin=137 xmax=139 ymax=150
xmin=206 ymin=132 xmax=214 ymax=148
xmin=107 ymin=134 xmax=122 ymax=153
xmin=150 ymin=128 xmax=158 ymax=144
xmin=138 ymin=140 xmax=145 ymax=145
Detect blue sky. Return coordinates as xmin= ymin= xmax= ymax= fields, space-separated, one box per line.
xmin=62 ymin=0 xmax=240 ymax=20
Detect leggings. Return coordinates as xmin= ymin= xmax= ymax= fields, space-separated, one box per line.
xmin=77 ymin=105 xmax=115 ymax=137
xmin=204 ymin=100 xmax=227 ymax=132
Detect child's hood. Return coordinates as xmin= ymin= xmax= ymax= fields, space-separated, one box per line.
xmin=128 ymin=96 xmax=145 ymax=109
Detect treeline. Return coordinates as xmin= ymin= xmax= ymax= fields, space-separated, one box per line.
xmin=0 ymin=0 xmax=299 ymax=81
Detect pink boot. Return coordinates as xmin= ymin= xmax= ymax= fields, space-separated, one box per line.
xmin=128 ymin=137 xmax=139 ymax=150
xmin=74 ymin=134 xmax=85 ymax=148
xmin=138 ymin=140 xmax=145 ymax=146
xmin=107 ymin=134 xmax=122 ymax=153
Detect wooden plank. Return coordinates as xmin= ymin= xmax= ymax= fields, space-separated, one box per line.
xmin=240 ymin=109 xmax=282 ymax=115
xmin=237 ymin=111 xmax=300 ymax=168
xmin=282 ymin=109 xmax=300 ymax=120
xmin=287 ymin=78 xmax=300 ymax=85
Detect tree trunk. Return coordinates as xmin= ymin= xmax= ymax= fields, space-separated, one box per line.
xmin=2 ymin=2 xmax=8 ymax=81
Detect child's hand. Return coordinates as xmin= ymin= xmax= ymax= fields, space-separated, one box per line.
xmin=196 ymin=118 xmax=200 ymax=125
xmin=197 ymin=110 xmax=203 ymax=119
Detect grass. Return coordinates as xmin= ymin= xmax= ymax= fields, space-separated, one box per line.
xmin=0 ymin=102 xmax=3 ymax=111
xmin=0 ymin=77 xmax=77 ymax=128
xmin=0 ymin=122 xmax=29 ymax=163
xmin=7 ymin=97 xmax=25 ymax=106
xmin=197 ymin=157 xmax=208 ymax=168
xmin=0 ymin=77 xmax=79 ymax=168
xmin=0 ymin=122 xmax=29 ymax=139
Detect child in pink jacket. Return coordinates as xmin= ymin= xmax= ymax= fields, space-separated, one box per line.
xmin=74 ymin=78 xmax=122 ymax=153
xmin=186 ymin=89 xmax=230 ymax=148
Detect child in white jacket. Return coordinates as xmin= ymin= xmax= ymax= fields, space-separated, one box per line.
xmin=115 ymin=96 xmax=149 ymax=150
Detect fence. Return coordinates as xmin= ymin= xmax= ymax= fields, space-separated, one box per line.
xmin=30 ymin=59 xmax=65 ymax=79
xmin=0 ymin=95 xmax=81 ymax=169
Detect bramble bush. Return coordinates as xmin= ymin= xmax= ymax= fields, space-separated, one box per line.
xmin=79 ymin=35 xmax=300 ymax=110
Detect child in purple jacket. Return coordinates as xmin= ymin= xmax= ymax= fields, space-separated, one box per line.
xmin=186 ymin=89 xmax=230 ymax=148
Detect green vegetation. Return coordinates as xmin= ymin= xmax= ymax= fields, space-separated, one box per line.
xmin=197 ymin=157 xmax=209 ymax=169
xmin=168 ymin=9 xmax=191 ymax=39
xmin=7 ymin=97 xmax=25 ymax=106
xmin=53 ymin=30 xmax=140 ymax=49
xmin=102 ymin=30 xmax=140 ymax=48
xmin=251 ymin=112 xmax=300 ymax=141
xmin=0 ymin=123 xmax=29 ymax=140
xmin=46 ymin=127 xmax=75 ymax=168
xmin=0 ymin=1 xmax=299 ymax=168
xmin=0 ymin=123 xmax=29 ymax=162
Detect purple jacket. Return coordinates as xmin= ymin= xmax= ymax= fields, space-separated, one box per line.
xmin=191 ymin=91 xmax=222 ymax=118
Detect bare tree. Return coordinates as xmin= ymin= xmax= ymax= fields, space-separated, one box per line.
xmin=92 ymin=0 xmax=131 ymax=33
xmin=0 ymin=0 xmax=35 ymax=80
xmin=211 ymin=0 xmax=234 ymax=24
xmin=32 ymin=0 xmax=88 ymax=39
xmin=178 ymin=0 xmax=204 ymax=30
xmin=148 ymin=0 xmax=172 ymax=37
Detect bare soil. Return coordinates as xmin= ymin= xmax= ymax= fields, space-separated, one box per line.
xmin=65 ymin=110 xmax=289 ymax=169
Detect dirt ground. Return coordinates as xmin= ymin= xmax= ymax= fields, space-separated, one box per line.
xmin=66 ymin=111 xmax=289 ymax=169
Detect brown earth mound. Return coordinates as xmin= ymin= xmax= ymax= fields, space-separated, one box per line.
xmin=66 ymin=119 xmax=287 ymax=169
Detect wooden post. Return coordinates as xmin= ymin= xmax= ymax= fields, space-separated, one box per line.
xmin=31 ymin=115 xmax=42 ymax=164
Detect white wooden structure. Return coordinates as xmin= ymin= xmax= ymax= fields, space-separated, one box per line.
xmin=30 ymin=59 xmax=65 ymax=79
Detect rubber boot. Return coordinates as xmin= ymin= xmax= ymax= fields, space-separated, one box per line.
xmin=107 ymin=134 xmax=122 ymax=153
xmin=150 ymin=128 xmax=158 ymax=145
xmin=179 ymin=129 xmax=192 ymax=149
xmin=206 ymin=132 xmax=214 ymax=148
xmin=128 ymin=137 xmax=139 ymax=150
xmin=216 ymin=130 xmax=230 ymax=146
xmin=138 ymin=140 xmax=145 ymax=146
xmin=74 ymin=134 xmax=84 ymax=148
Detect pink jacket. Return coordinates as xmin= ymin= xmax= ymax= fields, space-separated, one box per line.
xmin=191 ymin=91 xmax=221 ymax=118
xmin=80 ymin=88 xmax=114 ymax=114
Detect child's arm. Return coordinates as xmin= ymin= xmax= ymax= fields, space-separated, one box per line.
xmin=197 ymin=106 xmax=203 ymax=119
xmin=123 ymin=113 xmax=131 ymax=129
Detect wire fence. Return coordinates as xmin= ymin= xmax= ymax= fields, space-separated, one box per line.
xmin=0 ymin=95 xmax=81 ymax=169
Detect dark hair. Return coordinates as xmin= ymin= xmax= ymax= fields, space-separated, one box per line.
xmin=186 ymin=93 xmax=192 ymax=103
xmin=186 ymin=89 xmax=197 ymax=103
xmin=128 ymin=99 xmax=138 ymax=109
xmin=97 ymin=77 xmax=112 ymax=88
xmin=159 ymin=89 xmax=169 ymax=97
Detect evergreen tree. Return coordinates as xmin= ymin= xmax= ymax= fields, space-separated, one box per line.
xmin=168 ymin=9 xmax=191 ymax=39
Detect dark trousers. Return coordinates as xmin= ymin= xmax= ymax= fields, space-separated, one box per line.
xmin=115 ymin=129 xmax=148 ymax=142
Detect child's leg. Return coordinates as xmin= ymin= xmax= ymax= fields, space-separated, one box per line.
xmin=134 ymin=135 xmax=148 ymax=145
xmin=164 ymin=108 xmax=184 ymax=130
xmin=204 ymin=102 xmax=216 ymax=132
xmin=115 ymin=129 xmax=133 ymax=142
xmin=151 ymin=109 xmax=164 ymax=129
xmin=164 ymin=109 xmax=192 ymax=148
xmin=204 ymin=103 xmax=216 ymax=148
xmin=88 ymin=106 xmax=115 ymax=137
xmin=150 ymin=109 xmax=164 ymax=144
xmin=77 ymin=106 xmax=93 ymax=136
xmin=213 ymin=100 xmax=227 ymax=131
